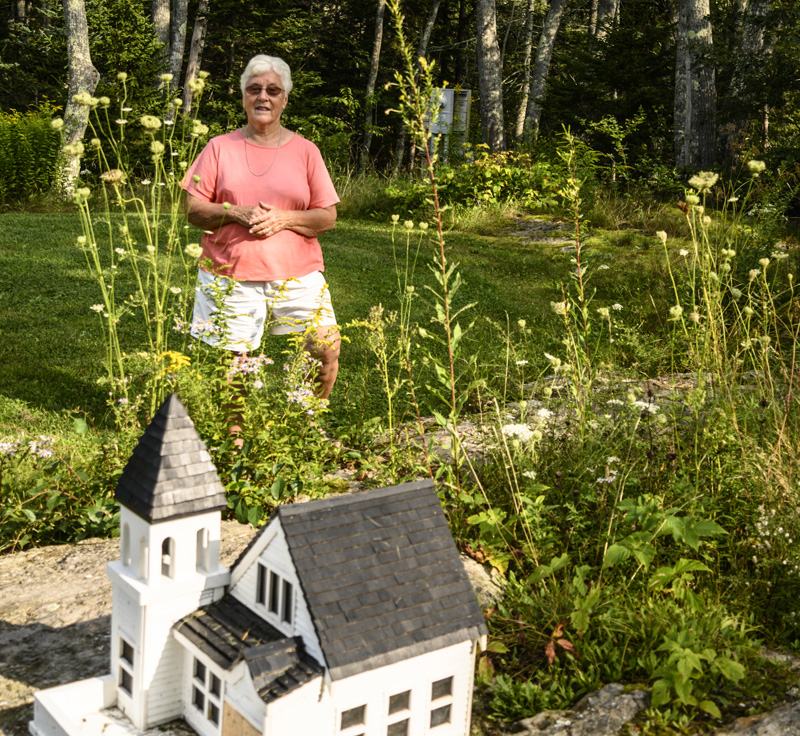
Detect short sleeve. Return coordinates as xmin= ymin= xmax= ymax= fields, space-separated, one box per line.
xmin=306 ymin=143 xmax=340 ymax=210
xmin=182 ymin=139 xmax=220 ymax=202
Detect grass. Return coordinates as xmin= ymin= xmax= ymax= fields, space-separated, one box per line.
xmin=3 ymin=189 xmax=800 ymax=734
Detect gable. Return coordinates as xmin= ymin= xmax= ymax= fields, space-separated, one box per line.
xmin=276 ymin=480 xmax=488 ymax=680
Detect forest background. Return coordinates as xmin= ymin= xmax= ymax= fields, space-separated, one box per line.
xmin=3 ymin=0 xmax=800 ymax=734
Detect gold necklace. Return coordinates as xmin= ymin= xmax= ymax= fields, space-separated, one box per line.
xmin=243 ymin=125 xmax=283 ymax=177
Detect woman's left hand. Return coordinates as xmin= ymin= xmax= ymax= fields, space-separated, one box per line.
xmin=248 ymin=201 xmax=287 ymax=238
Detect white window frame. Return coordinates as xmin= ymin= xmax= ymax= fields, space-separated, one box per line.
xmin=256 ymin=561 xmax=294 ymax=628
xmin=191 ymin=657 xmax=223 ymax=729
xmin=118 ymin=637 xmax=134 ymax=696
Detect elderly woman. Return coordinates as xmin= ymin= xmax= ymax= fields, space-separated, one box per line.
xmin=182 ymin=54 xmax=340 ymax=408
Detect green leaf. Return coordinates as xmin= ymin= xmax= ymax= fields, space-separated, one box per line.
xmin=650 ymin=678 xmax=671 ymax=707
xmin=694 ymin=519 xmax=727 ymax=537
xmin=247 ymin=505 xmax=261 ymax=527
xmin=486 ymin=640 xmax=509 ymax=654
xmin=603 ymin=544 xmax=631 ymax=568
xmin=632 ymin=544 xmax=655 ymax=568
xmin=73 ymin=417 xmax=88 ymax=436
xmin=21 ymin=508 xmax=37 ymax=522
xmin=698 ymin=700 xmax=722 ymax=719
xmin=270 ymin=476 xmax=286 ymax=501
xmin=714 ymin=656 xmax=745 ymax=682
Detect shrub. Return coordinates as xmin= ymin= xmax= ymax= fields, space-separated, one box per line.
xmin=0 ymin=102 xmax=62 ymax=202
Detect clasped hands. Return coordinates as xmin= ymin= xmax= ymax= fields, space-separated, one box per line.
xmin=242 ymin=201 xmax=286 ymax=239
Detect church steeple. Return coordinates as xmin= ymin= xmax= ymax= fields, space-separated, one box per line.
xmin=115 ymin=393 xmax=227 ymax=522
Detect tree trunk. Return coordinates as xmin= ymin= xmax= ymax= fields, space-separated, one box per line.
xmin=181 ymin=0 xmax=209 ymax=114
xmin=359 ymin=0 xmax=387 ymax=174
xmin=720 ymin=0 xmax=773 ymax=163
xmin=674 ymin=0 xmax=716 ymax=168
xmin=476 ymin=0 xmax=505 ymax=151
xmin=392 ymin=0 xmax=442 ymax=174
xmin=454 ymin=0 xmax=469 ymax=85
xmin=151 ymin=0 xmax=170 ymax=75
xmin=588 ymin=0 xmax=598 ymax=36
xmin=514 ymin=0 xmax=538 ymax=142
xmin=167 ymin=0 xmax=189 ymax=87
xmin=523 ymin=0 xmax=567 ymax=142
xmin=594 ymin=0 xmax=619 ymax=40
xmin=61 ymin=0 xmax=99 ymax=192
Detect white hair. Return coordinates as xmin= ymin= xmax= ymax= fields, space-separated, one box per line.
xmin=240 ymin=55 xmax=293 ymax=95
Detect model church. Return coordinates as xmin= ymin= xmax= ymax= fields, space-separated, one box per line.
xmin=30 ymin=394 xmax=487 ymax=736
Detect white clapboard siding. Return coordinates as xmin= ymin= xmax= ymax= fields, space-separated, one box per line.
xmin=229 ymin=524 xmax=325 ymax=666
xmin=262 ymin=639 xmax=476 ymax=736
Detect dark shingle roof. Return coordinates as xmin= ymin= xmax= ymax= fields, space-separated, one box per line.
xmin=273 ymin=480 xmax=488 ymax=680
xmin=174 ymin=596 xmax=323 ymax=704
xmin=115 ymin=393 xmax=227 ymax=522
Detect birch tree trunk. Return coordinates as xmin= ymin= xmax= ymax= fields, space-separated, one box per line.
xmin=721 ymin=0 xmax=773 ymax=163
xmin=182 ymin=0 xmax=209 ymax=114
xmin=61 ymin=0 xmax=99 ymax=192
xmin=151 ymin=0 xmax=170 ymax=75
xmin=594 ymin=0 xmax=619 ymax=40
xmin=167 ymin=0 xmax=189 ymax=87
xmin=476 ymin=0 xmax=505 ymax=151
xmin=392 ymin=0 xmax=442 ymax=174
xmin=523 ymin=0 xmax=566 ymax=142
xmin=359 ymin=0 xmax=386 ymax=174
xmin=514 ymin=0 xmax=538 ymax=142
xmin=674 ymin=0 xmax=716 ymax=168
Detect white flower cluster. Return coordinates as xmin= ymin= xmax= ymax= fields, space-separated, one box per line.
xmin=501 ymin=424 xmax=536 ymax=442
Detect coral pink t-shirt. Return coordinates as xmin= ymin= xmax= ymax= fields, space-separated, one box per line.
xmin=183 ymin=130 xmax=339 ymax=281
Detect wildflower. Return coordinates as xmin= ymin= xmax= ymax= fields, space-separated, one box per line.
xmin=191 ymin=120 xmax=209 ymax=137
xmin=253 ymin=379 xmax=264 ymax=389
xmin=50 ymin=118 xmax=64 ymax=130
xmin=169 ymin=287 xmax=181 ymax=295
xmin=728 ymin=196 xmax=739 ymax=203
xmin=118 ymin=397 xmax=128 ymax=405
xmin=391 ymin=214 xmax=400 ymax=223
xmin=536 ymin=408 xmax=553 ymax=420
xmin=114 ymin=248 xmax=125 ymax=255
xmin=522 ymin=471 xmax=537 ymax=479
xmin=550 ymin=301 xmax=569 ymax=316
xmin=607 ymin=456 xmax=620 ymax=464
xmin=122 ymin=107 xmax=132 ymax=112
xmin=403 ymin=220 xmax=414 ymax=229
xmin=747 ymin=160 xmax=766 ymax=175
xmin=688 ymin=171 xmax=719 ymax=193
xmin=544 ymin=353 xmax=561 ymax=369
xmin=633 ymin=400 xmax=659 ymax=414
xmin=117 ymin=72 xmax=128 ymax=82
xmin=597 ymin=469 xmax=618 ymax=483
xmin=759 ymin=335 xmax=771 ymax=347
xmin=606 ymin=399 xmax=624 ymax=406
xmin=72 ymin=91 xmax=94 ymax=106
xmin=722 ymin=249 xmax=736 ymax=259
xmin=140 ymin=115 xmax=162 ymax=131
xmin=90 ymin=304 xmax=104 ymax=312
xmin=501 ymin=424 xmax=534 ymax=442
xmin=771 ymin=251 xmax=789 ymax=261
xmin=685 ymin=194 xmax=700 ymax=206
xmin=63 ymin=141 xmax=84 ymax=157
xmin=187 ymin=77 xmax=206 ymax=93
xmin=597 ymin=307 xmax=610 ymax=318
xmin=193 ymin=175 xmax=202 ymax=183
xmin=160 ymin=73 xmax=174 ymax=83
xmin=100 ymin=169 xmax=125 ymax=185
xmin=115 ymin=119 xmax=128 ymax=126
xmin=655 ymin=231 xmax=667 ymax=244
xmin=516 ymin=359 xmax=528 ymax=366
xmin=141 ymin=179 xmax=152 ymax=186
xmin=679 ymin=249 xmax=689 ymax=257
xmin=748 ymin=269 xmax=760 ymax=281
xmin=689 ymin=311 xmax=701 ymax=323
xmin=598 ymin=264 xmax=610 ymax=270
xmin=612 ymin=303 xmax=623 ymax=311
xmin=669 ymin=305 xmax=683 ymax=319
xmin=703 ymin=216 xmax=712 ymax=226
xmin=146 ymin=245 xmax=156 ymax=254
xmin=75 ymin=187 xmax=91 ymax=199
xmin=729 ymin=287 xmax=742 ymax=300
xmin=150 ymin=140 xmax=165 ymax=155
xmin=77 ymin=236 xmax=87 ymax=245
xmin=758 ymin=257 xmax=770 ymax=270
xmin=99 ymin=96 xmax=110 ymax=106
xmin=90 ymin=138 xmax=101 ymax=148
xmin=223 ymin=202 xmax=231 ymax=210
xmin=518 ymin=319 xmax=526 ymax=329
xmin=185 ymin=243 xmax=203 ymax=259
xmin=419 ymin=222 xmax=429 ymax=231
xmin=743 ymin=306 xmax=755 ymax=317
xmin=721 ymin=262 xmax=731 ymax=273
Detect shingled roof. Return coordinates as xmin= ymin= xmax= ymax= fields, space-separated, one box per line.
xmin=174 ymin=596 xmax=323 ymax=704
xmin=115 ymin=393 xmax=227 ymax=522
xmin=258 ymin=480 xmax=488 ymax=680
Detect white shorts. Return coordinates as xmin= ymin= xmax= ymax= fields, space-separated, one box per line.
xmin=191 ymin=269 xmax=337 ymax=352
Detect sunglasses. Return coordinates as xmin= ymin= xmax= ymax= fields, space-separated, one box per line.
xmin=245 ymin=85 xmax=284 ymax=98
